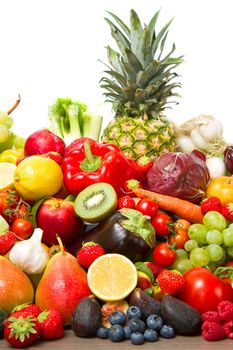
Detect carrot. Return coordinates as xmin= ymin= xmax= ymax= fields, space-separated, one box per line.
xmin=134 ymin=188 xmax=203 ymax=224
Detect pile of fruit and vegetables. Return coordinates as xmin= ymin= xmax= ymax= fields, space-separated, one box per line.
xmin=2 ymin=8 xmax=233 ymax=348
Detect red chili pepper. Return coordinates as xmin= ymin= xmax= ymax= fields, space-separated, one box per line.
xmin=62 ymin=138 xmax=144 ymax=196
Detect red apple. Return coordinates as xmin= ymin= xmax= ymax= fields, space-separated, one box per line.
xmin=36 ymin=198 xmax=83 ymax=246
xmin=24 ymin=129 xmax=66 ymax=157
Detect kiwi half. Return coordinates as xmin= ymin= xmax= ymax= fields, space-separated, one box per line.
xmin=74 ymin=182 xmax=118 ymax=223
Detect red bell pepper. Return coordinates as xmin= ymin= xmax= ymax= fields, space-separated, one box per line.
xmin=62 ymin=138 xmax=145 ymax=196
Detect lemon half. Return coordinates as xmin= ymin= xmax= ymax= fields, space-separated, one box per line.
xmin=87 ymin=253 xmax=138 ymax=302
xmin=0 ymin=162 xmax=16 ymax=191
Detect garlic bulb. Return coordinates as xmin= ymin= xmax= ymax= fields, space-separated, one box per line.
xmin=9 ymin=228 xmax=49 ymax=275
xmin=206 ymin=157 xmax=226 ymax=179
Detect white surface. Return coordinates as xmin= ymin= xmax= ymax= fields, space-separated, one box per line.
xmin=0 ymin=0 xmax=232 ymax=142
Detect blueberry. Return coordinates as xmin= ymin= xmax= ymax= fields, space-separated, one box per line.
xmin=131 ymin=332 xmax=144 ymax=345
xmin=108 ymin=325 xmax=125 ymax=342
xmin=126 ymin=306 xmax=142 ymax=320
xmin=96 ymin=326 xmax=109 ymax=339
xmin=159 ymin=325 xmax=175 ymax=339
xmin=128 ymin=318 xmax=146 ymax=333
xmin=123 ymin=326 xmax=132 ymax=339
xmin=144 ymin=329 xmax=158 ymax=342
xmin=146 ymin=314 xmax=163 ymax=331
xmin=108 ymin=310 xmax=126 ymax=326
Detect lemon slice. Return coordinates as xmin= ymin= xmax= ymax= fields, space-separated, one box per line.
xmin=87 ymin=253 xmax=138 ymax=301
xmin=0 ymin=162 xmax=16 ymax=191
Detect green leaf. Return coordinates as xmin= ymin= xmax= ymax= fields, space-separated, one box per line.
xmin=136 ymin=71 xmax=149 ymax=89
xmin=119 ymin=208 xmax=155 ymax=248
xmin=106 ymin=11 xmax=130 ymax=38
xmin=136 ymin=28 xmax=152 ymax=68
xmin=31 ymin=197 xmax=51 ymax=228
xmin=158 ymin=31 xmax=169 ymax=60
xmin=105 ymin=18 xmax=130 ymax=60
xmin=147 ymin=9 xmax=161 ymax=47
xmin=124 ymin=48 xmax=143 ymax=72
xmin=104 ymin=70 xmax=127 ymax=86
xmin=122 ymin=62 xmax=137 ymax=80
xmin=152 ymin=18 xmax=173 ymax=57
xmin=160 ymin=43 xmax=176 ymax=63
xmin=135 ymin=262 xmax=155 ymax=283
xmin=130 ymin=9 xmax=143 ymax=55
xmin=106 ymin=46 xmax=125 ymax=75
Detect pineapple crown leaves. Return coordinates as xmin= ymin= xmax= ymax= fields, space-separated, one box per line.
xmin=8 ymin=316 xmax=38 ymax=342
xmin=100 ymin=9 xmax=184 ymax=118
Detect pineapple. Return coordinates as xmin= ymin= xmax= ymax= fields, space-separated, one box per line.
xmin=101 ymin=9 xmax=184 ymax=161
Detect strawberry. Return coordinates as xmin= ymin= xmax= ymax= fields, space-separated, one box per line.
xmin=0 ymin=231 xmax=16 ymax=255
xmin=136 ymin=156 xmax=154 ymax=174
xmin=156 ymin=269 xmax=185 ymax=296
xmin=38 ymin=309 xmax=64 ymax=340
xmin=123 ymin=179 xmax=142 ymax=197
xmin=222 ymin=203 xmax=233 ymax=221
xmin=77 ymin=242 xmax=105 ymax=269
xmin=11 ymin=303 xmax=41 ymax=318
xmin=118 ymin=195 xmax=135 ymax=209
xmin=201 ymin=196 xmax=222 ymax=215
xmin=4 ymin=315 xmax=40 ymax=348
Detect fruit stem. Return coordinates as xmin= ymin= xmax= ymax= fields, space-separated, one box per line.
xmin=80 ymin=141 xmax=102 ymax=172
xmin=7 ymin=94 xmax=21 ymax=115
xmin=56 ymin=235 xmax=66 ymax=255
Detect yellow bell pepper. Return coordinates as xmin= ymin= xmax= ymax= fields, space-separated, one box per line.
xmin=0 ymin=149 xmax=24 ymax=164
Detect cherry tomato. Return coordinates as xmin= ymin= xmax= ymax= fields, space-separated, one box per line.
xmin=11 ymin=203 xmax=31 ymax=221
xmin=174 ymin=219 xmax=191 ymax=231
xmin=11 ymin=218 xmax=34 ymax=240
xmin=152 ymin=242 xmax=176 ymax=267
xmin=151 ymin=213 xmax=172 ymax=237
xmin=0 ymin=190 xmax=20 ymax=222
xmin=169 ymin=228 xmax=189 ymax=249
xmin=136 ymin=199 xmax=158 ymax=218
xmin=177 ymin=267 xmax=233 ymax=313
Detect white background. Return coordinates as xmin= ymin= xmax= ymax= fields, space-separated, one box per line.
xmin=0 ymin=0 xmax=232 ymax=142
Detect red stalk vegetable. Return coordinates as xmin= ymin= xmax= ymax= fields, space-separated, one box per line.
xmin=62 ymin=138 xmax=144 ymax=196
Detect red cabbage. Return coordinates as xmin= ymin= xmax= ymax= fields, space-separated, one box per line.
xmin=144 ymin=151 xmax=210 ymax=203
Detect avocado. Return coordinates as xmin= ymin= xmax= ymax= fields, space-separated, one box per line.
xmin=161 ymin=295 xmax=202 ymax=335
xmin=129 ymin=288 xmax=161 ymax=319
xmin=71 ymin=297 xmax=102 ymax=337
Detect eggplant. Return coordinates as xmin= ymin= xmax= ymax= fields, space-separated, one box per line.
xmin=78 ymin=211 xmax=154 ymax=262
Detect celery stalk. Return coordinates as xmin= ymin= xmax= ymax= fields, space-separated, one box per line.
xmin=83 ymin=112 xmax=103 ymax=141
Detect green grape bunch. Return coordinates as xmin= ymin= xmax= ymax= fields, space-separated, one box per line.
xmin=0 ymin=95 xmax=25 ymax=152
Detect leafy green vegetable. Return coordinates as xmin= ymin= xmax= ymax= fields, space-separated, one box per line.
xmin=48 ymin=97 xmax=102 ymax=145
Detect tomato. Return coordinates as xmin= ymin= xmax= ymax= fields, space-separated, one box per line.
xmin=152 ymin=242 xmax=176 ymax=267
xmin=206 ymin=176 xmax=233 ymax=205
xmin=151 ymin=213 xmax=172 ymax=237
xmin=177 ymin=267 xmax=233 ymax=313
xmin=136 ymin=199 xmax=158 ymax=218
xmin=11 ymin=218 xmax=34 ymax=240
xmin=169 ymin=228 xmax=189 ymax=249
xmin=11 ymin=203 xmax=31 ymax=221
xmin=175 ymin=219 xmax=191 ymax=231
xmin=0 ymin=190 xmax=20 ymax=222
